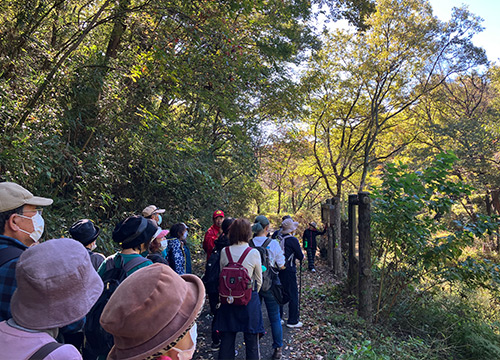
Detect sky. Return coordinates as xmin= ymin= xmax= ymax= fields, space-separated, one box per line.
xmin=428 ymin=0 xmax=500 ymax=63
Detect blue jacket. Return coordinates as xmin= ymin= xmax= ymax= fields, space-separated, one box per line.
xmin=0 ymin=235 xmax=28 ymax=321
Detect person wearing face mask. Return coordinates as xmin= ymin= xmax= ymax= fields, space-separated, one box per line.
xmin=0 ymin=182 xmax=53 ymax=322
xmin=142 ymin=204 xmax=166 ymax=226
xmin=100 ymin=263 xmax=205 ymax=360
xmin=147 ymin=228 xmax=170 ymax=265
xmin=69 ymin=219 xmax=106 ymax=271
xmin=166 ymin=223 xmax=188 ymax=275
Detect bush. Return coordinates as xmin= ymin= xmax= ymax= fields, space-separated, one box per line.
xmin=391 ymin=287 xmax=500 ymax=359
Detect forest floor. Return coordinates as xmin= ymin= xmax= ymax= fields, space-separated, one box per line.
xmin=192 ymin=258 xmax=343 ymax=360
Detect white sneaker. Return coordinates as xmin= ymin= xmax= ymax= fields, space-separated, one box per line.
xmin=311 ymin=268 xmax=316 ymax=273
xmin=286 ymin=321 xmax=303 ymax=328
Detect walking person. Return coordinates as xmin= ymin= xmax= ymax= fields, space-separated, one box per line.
xmin=302 ymin=221 xmax=326 ymax=272
xmin=216 ymin=218 xmax=264 ymax=360
xmin=278 ymin=218 xmax=304 ymax=328
xmin=252 ymin=215 xmax=285 ymax=359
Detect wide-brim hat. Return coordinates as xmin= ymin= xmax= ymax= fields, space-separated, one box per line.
xmin=0 ymin=182 xmax=53 ymax=212
xmin=142 ymin=205 xmax=165 ymax=218
xmin=101 ymin=263 xmax=205 ymax=360
xmin=11 ymin=238 xmax=103 ymax=330
xmin=281 ymin=218 xmax=299 ymax=234
xmin=69 ymin=219 xmax=101 ymax=246
xmin=309 ymin=221 xmax=318 ymax=229
xmin=113 ymin=216 xmax=158 ymax=249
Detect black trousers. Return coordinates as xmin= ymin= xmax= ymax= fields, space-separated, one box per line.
xmin=208 ymin=292 xmax=221 ymax=345
xmin=218 ymin=331 xmax=260 ymax=360
xmin=306 ymin=246 xmax=316 ymax=269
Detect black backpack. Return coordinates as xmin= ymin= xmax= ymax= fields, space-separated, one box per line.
xmin=202 ymin=247 xmax=222 ymax=295
xmin=84 ymin=254 xmax=149 ymax=356
xmin=249 ymin=237 xmax=274 ymax=292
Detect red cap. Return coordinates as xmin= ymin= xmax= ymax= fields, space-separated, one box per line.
xmin=213 ymin=210 xmax=224 ymax=219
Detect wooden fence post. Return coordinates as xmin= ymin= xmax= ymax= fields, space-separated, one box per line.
xmin=333 ymin=196 xmax=342 ymax=276
xmin=322 ymin=199 xmax=334 ymax=270
xmin=348 ymin=194 xmax=359 ymax=294
xmin=358 ymin=191 xmax=372 ymax=321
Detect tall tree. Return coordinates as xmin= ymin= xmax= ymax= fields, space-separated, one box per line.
xmin=302 ymin=0 xmax=487 ymax=200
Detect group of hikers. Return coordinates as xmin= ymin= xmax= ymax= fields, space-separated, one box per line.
xmin=0 ymin=181 xmax=326 ymax=360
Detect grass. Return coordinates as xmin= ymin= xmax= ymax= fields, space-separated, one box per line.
xmin=294 ymin=261 xmax=500 ymax=360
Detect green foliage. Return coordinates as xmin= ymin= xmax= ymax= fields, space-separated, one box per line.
xmin=392 ymin=288 xmax=500 ymax=360
xmin=372 ymin=152 xmax=500 ymax=320
xmin=337 ymin=341 xmax=390 ymax=360
xmin=0 ymin=0 xmax=324 ymax=242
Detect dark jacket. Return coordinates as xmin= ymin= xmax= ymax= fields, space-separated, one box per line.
xmin=281 ymin=234 xmax=304 ymax=273
xmin=0 ymin=235 xmax=28 ymax=321
xmin=302 ymin=228 xmax=326 ymax=250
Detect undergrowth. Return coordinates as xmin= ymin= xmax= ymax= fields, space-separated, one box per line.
xmin=296 ymin=266 xmax=500 ymax=360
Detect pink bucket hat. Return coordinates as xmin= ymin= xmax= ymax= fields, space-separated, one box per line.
xmin=100 ymin=263 xmax=205 ymax=360
xmin=11 ymin=238 xmax=104 ymax=330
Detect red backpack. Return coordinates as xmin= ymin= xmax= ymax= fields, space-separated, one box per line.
xmin=219 ymin=247 xmax=253 ymax=306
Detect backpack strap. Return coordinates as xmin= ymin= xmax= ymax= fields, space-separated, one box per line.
xmin=262 ymin=237 xmax=272 ymax=248
xmin=237 ymin=247 xmax=253 ymax=265
xmin=0 ymin=246 xmax=24 ymax=267
xmin=123 ymin=255 xmax=149 ymax=273
xmin=224 ymin=246 xmax=252 ymax=265
xmin=28 ymin=342 xmax=64 ymax=360
xmin=105 ymin=253 xmax=148 ymax=274
xmin=249 ymin=239 xmax=256 ymax=248
xmin=103 ymin=254 xmax=118 ymax=272
xmin=224 ymin=247 xmax=233 ymax=263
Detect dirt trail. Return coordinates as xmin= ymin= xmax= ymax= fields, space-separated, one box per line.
xmin=193 ymin=261 xmax=337 ymax=359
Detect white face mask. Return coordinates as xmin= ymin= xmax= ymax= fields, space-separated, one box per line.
xmin=91 ymin=242 xmax=97 ymax=251
xmin=160 ymin=239 xmax=168 ymax=251
xmin=157 ymin=214 xmax=162 ymax=226
xmin=171 ymin=322 xmax=197 ymax=360
xmin=17 ymin=212 xmax=45 ymax=243
xmin=183 ymin=230 xmax=188 ymax=239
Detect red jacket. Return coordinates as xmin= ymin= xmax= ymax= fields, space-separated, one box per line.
xmin=203 ymin=224 xmax=221 ymax=260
